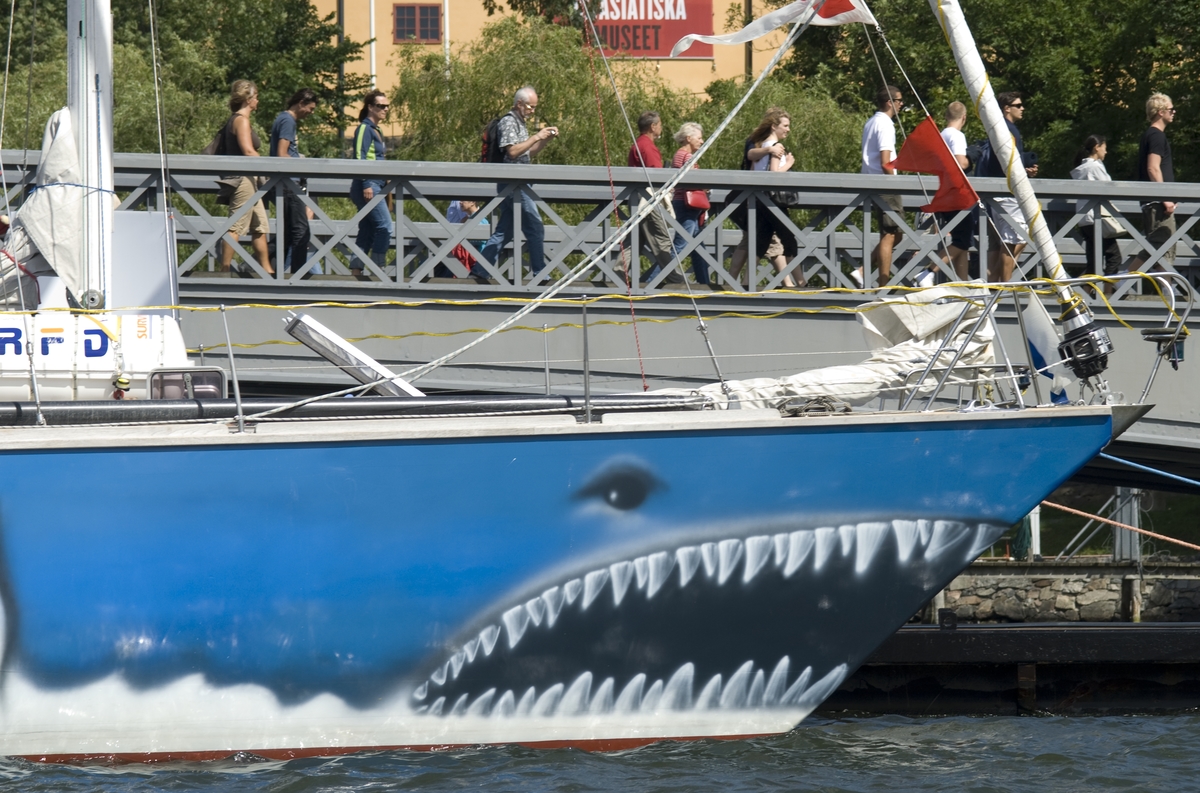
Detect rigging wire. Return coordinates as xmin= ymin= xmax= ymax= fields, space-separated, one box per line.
xmin=578 ymin=9 xmax=648 ymax=391
xmin=0 ymin=0 xmax=19 ymax=220
xmin=146 ymin=0 xmax=180 ymax=307
xmin=20 ymin=0 xmax=35 ymax=171
xmin=389 ymin=10 xmax=824 ymax=388
xmin=577 ymin=0 xmax=727 ymax=392
xmin=863 ymin=19 xmax=1020 ymax=286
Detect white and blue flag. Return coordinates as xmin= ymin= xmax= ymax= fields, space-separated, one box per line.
xmin=1020 ymin=293 xmax=1072 ymax=405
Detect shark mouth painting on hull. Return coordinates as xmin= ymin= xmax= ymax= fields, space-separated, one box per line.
xmin=412 ymin=519 xmax=1004 ymax=738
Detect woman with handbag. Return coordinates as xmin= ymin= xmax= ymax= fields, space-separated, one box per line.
xmin=1070 ymin=134 xmax=1125 ymax=281
xmin=667 ymin=123 xmax=710 ymax=286
xmin=348 ymin=89 xmax=394 ymax=280
xmin=218 ymin=80 xmax=274 ymax=276
xmin=726 ymin=108 xmax=799 ymax=290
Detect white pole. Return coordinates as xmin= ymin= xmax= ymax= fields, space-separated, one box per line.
xmin=928 ymin=0 xmax=1086 ymax=318
xmin=443 ymin=0 xmax=450 ymax=74
xmin=369 ymin=0 xmax=377 ymax=88
xmin=1030 ymin=504 xmax=1041 ymax=558
xmin=68 ymin=0 xmax=113 ymax=308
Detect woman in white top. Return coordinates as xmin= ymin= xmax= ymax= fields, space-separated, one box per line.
xmin=725 ymin=108 xmax=800 ymax=290
xmin=1070 ymin=134 xmax=1123 ymax=280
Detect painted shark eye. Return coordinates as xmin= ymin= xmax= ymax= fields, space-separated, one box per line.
xmin=576 ymin=464 xmax=663 ymax=511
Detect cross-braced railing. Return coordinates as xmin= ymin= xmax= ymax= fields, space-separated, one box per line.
xmin=2 ymin=150 xmax=1197 ymax=303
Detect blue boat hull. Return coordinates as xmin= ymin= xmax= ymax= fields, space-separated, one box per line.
xmin=0 ymin=408 xmax=1111 ymax=759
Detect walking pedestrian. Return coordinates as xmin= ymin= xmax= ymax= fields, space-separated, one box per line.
xmin=476 ymin=86 xmax=558 ymax=282
xmin=218 ymin=80 xmax=274 ymax=276
xmin=859 ymin=85 xmax=905 ymax=287
xmin=977 ymin=91 xmax=1037 ymax=282
xmin=1128 ymin=93 xmax=1177 ymax=281
xmin=348 ymin=89 xmax=393 ymax=280
xmin=1070 ymin=134 xmax=1124 ymax=281
xmin=269 ymin=88 xmax=318 ymax=276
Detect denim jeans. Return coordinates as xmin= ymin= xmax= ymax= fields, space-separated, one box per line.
xmin=281 ymin=188 xmax=311 ymax=273
xmin=670 ymin=199 xmax=708 ymax=284
xmin=349 ymin=178 xmax=393 ymax=269
xmin=478 ymin=184 xmax=546 ymax=277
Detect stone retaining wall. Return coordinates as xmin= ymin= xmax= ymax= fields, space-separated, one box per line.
xmin=942 ymin=574 xmax=1200 ymax=622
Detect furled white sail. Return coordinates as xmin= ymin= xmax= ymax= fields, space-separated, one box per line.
xmin=0 ymin=108 xmax=88 ymax=307
xmin=654 ymin=286 xmax=996 ymax=410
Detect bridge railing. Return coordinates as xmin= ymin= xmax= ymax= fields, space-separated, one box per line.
xmin=2 ymin=151 xmax=1197 ymax=302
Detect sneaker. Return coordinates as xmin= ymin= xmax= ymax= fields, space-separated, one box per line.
xmin=915 ymin=270 xmax=936 ymax=289
xmin=850 ymin=267 xmax=864 ymax=287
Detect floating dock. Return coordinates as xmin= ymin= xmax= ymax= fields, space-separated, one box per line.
xmin=817 ymin=623 xmax=1200 ymax=715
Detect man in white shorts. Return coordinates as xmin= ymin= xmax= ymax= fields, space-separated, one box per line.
xmin=860 ymin=85 xmax=905 ymax=287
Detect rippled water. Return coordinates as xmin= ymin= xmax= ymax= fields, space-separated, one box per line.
xmin=2 ymin=715 xmax=1195 ymax=792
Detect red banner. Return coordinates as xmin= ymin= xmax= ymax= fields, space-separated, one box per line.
xmin=592 ymin=0 xmax=713 ymax=58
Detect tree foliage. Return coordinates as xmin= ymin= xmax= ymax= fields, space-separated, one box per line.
xmin=0 ymin=0 xmax=368 ymax=156
xmin=780 ymin=0 xmax=1196 ymax=180
xmin=388 ymin=16 xmax=861 ymax=173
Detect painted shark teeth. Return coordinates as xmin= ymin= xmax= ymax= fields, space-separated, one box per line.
xmin=422 ymin=658 xmax=849 ymax=719
xmin=743 ymin=536 xmax=772 ymax=583
xmin=420 ymin=520 xmax=997 ymax=699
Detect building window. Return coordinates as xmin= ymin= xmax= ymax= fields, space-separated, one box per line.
xmin=394 ymin=5 xmax=441 ymax=43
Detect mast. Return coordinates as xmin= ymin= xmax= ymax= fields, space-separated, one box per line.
xmin=67 ymin=0 xmax=113 ymax=310
xmin=929 ymin=0 xmax=1113 ymax=385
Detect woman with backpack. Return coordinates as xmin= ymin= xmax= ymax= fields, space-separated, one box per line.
xmin=348 ymin=89 xmax=393 ymax=280
xmin=218 ymin=80 xmax=274 ymax=277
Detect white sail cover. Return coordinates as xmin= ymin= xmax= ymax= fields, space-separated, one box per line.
xmin=654 ymin=286 xmax=996 ymax=410
xmin=1 ymin=108 xmax=87 ymax=305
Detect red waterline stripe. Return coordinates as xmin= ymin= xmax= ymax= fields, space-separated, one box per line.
xmin=23 ymin=731 xmax=775 ymax=765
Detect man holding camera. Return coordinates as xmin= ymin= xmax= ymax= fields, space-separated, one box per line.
xmin=475 ymin=85 xmax=559 ymax=281
xmin=978 ymin=91 xmax=1037 ymax=281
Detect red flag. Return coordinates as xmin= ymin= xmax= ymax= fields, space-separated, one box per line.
xmin=890 ymin=116 xmax=979 ymax=213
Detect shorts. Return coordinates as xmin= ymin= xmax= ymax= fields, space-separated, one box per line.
xmin=988 ymin=196 xmax=1026 ymax=246
xmin=228 ymin=177 xmax=270 ymax=237
xmin=878 ymin=193 xmax=904 ymax=235
xmin=733 ymin=233 xmax=783 ymax=258
xmin=936 ymin=208 xmax=975 ymax=251
xmin=1142 ymin=204 xmax=1177 ymax=265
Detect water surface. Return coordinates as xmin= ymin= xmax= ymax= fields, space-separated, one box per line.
xmin=2 ymin=715 xmax=1194 ymax=792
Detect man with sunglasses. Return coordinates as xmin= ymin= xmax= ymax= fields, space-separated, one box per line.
xmin=474 ymin=85 xmax=559 ymax=282
xmin=1128 ymin=93 xmax=1177 ymax=280
xmin=978 ymin=92 xmax=1037 ymax=281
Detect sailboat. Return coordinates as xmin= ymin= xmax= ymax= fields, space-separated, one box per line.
xmin=0 ymin=0 xmax=1172 ymax=762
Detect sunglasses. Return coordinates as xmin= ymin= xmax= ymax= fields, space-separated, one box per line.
xmin=1008 ymin=102 xmax=1025 ymax=109
xmin=372 ymin=103 xmax=390 ymax=110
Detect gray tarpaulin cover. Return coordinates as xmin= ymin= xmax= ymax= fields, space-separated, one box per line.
xmin=0 ymin=108 xmax=86 ymax=306
xmin=653 ymin=285 xmax=996 ymax=410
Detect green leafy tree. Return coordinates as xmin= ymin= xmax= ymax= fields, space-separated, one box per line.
xmin=779 ymin=0 xmax=1172 ymax=179
xmin=389 ymin=17 xmax=693 ymax=165
xmin=0 ymin=0 xmax=369 ymax=156
xmin=387 ymin=15 xmax=860 ymax=174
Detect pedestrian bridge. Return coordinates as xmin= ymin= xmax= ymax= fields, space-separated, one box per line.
xmin=3 ymin=151 xmax=1199 ymax=487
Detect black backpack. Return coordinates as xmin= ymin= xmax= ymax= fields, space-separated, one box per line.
xmin=967 ymin=138 xmax=993 ymax=177
xmin=480 ymin=113 xmax=512 ymax=164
